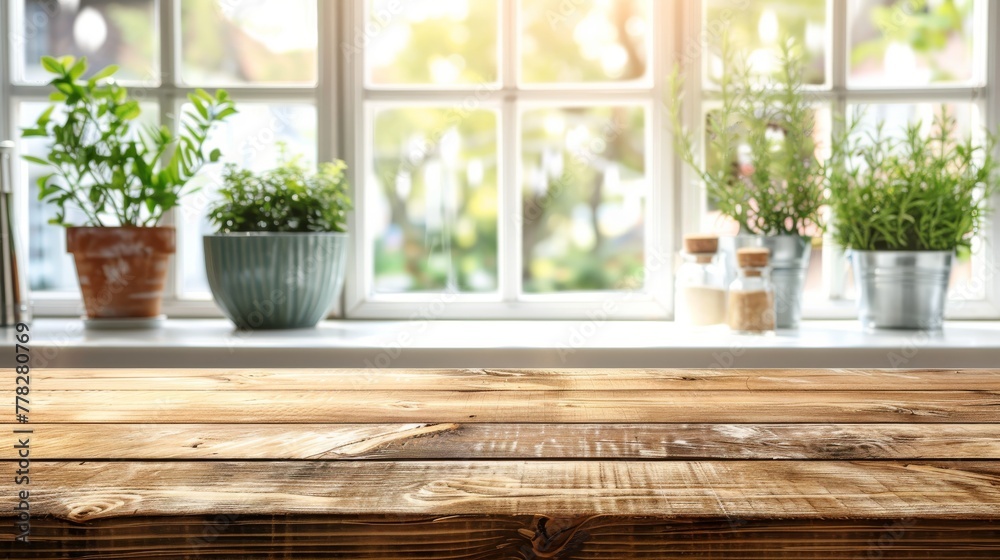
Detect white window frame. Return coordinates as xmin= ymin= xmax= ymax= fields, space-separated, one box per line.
xmin=341 ymin=0 xmax=674 ymax=319
xmin=4 ymin=0 xmax=1000 ymax=320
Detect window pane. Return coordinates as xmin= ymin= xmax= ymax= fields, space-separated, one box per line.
xmin=20 ymin=100 xmax=158 ymax=293
xmin=370 ymin=107 xmax=499 ymax=293
xmin=848 ymin=0 xmax=979 ymax=87
xmin=848 ymin=103 xmax=978 ymax=145
xmin=521 ymin=106 xmax=647 ymax=293
xmin=704 ymin=0 xmax=828 ymax=86
xmin=520 ymin=0 xmax=651 ymax=84
xmin=365 ymin=0 xmax=499 ymax=86
xmin=178 ymin=104 xmax=318 ymax=296
xmin=17 ymin=0 xmax=158 ymax=84
xmin=180 ymin=0 xmax=318 ymax=85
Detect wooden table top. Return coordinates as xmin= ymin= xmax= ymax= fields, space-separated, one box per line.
xmin=3 ymin=368 xmax=1000 ymax=559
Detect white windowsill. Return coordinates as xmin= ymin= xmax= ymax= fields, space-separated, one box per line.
xmin=6 ymin=318 xmax=1000 ymax=369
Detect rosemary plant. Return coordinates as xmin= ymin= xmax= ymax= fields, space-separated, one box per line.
xmin=669 ymin=35 xmax=826 ymax=237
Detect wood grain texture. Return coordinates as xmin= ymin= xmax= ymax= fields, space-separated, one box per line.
xmin=8 ymin=423 xmax=1000 ymax=460
xmin=3 ymin=367 xmax=1000 ymax=558
xmin=2 ymin=516 xmax=999 ymax=559
xmin=27 ymin=389 xmax=1000 ymax=423
xmin=28 ymin=367 xmax=1000 ymax=391
xmin=12 ymin=461 xmax=1000 ymax=522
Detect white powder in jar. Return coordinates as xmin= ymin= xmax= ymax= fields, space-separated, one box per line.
xmin=676 ymin=285 xmax=727 ymax=326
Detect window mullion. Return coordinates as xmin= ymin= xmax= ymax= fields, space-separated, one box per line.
xmin=318 ymin=0 xmax=342 ymax=317
xmin=679 ymin=0 xmax=704 ymax=236
xmin=830 ymin=0 xmax=846 ymax=95
xmin=317 ymin=0 xmax=338 ymax=163
xmin=986 ymin=0 xmax=1000 ymax=312
xmin=343 ymin=0 xmax=368 ymax=316
xmin=500 ymin=0 xmax=519 ymax=303
xmin=1 ymin=1 xmax=10 ymax=142
xmin=159 ymin=0 xmax=181 ymax=302
xmin=159 ymin=0 xmax=178 ymax=86
xmin=822 ymin=0 xmax=849 ymax=302
xmin=648 ymin=0 xmax=672 ymax=312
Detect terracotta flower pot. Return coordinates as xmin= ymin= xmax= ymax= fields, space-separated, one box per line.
xmin=66 ymin=227 xmax=175 ymax=319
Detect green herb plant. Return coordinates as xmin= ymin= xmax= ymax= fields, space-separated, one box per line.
xmin=669 ymin=35 xmax=826 ymax=237
xmin=207 ymin=150 xmax=352 ymax=234
xmin=827 ymin=108 xmax=999 ymax=252
xmin=22 ymin=55 xmax=236 ymax=227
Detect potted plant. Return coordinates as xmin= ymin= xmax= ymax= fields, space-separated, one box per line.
xmin=670 ymin=36 xmax=825 ymax=328
xmin=204 ymin=151 xmax=352 ymax=330
xmin=827 ymin=109 xmax=998 ymax=330
xmin=21 ymin=56 xmax=235 ymax=322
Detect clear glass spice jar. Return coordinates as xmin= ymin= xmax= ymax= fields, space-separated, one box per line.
xmin=727 ymin=247 xmax=776 ymax=335
xmin=675 ymin=234 xmax=726 ymax=326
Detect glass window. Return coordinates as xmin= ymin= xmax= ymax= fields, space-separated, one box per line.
xmin=369 ymin=106 xmax=499 ymax=293
xmin=180 ymin=0 xmax=319 ymax=85
xmin=8 ymin=0 xmax=997 ymax=319
xmin=704 ymin=0 xmax=828 ymax=86
xmin=16 ymin=0 xmax=158 ymax=84
xmin=520 ymin=0 xmax=652 ymax=84
xmin=365 ymin=0 xmax=500 ymax=86
xmin=848 ymin=0 xmax=981 ymax=87
xmin=520 ymin=105 xmax=647 ymax=292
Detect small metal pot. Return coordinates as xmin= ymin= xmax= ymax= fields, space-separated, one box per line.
xmin=850 ymin=250 xmax=953 ymax=330
xmin=720 ymin=234 xmax=811 ymax=329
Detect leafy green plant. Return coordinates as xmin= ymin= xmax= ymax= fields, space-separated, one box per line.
xmin=669 ymin=35 xmax=826 ymax=237
xmin=22 ymin=55 xmax=236 ymax=227
xmin=827 ymin=108 xmax=998 ymax=252
xmin=207 ymin=151 xmax=352 ymax=233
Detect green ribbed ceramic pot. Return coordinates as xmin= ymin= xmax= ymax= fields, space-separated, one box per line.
xmin=204 ymin=233 xmax=348 ymax=329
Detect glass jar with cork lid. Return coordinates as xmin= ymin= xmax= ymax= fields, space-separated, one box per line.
xmin=727 ymin=247 xmax=776 ymax=334
xmin=675 ymin=234 xmax=726 ymax=326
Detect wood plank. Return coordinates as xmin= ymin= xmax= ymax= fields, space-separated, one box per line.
xmin=9 ymin=423 xmax=1000 ymax=460
xmin=27 ymin=368 xmax=1000 ymax=392
xmin=2 ymin=516 xmax=999 ymax=559
xmin=6 ymin=461 xmax=1000 ymax=522
xmin=28 ymin=390 xmax=1000 ymax=423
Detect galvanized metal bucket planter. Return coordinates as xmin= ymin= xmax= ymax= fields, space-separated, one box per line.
xmin=720 ymin=235 xmax=811 ymax=329
xmin=850 ymin=250 xmax=952 ymax=330
xmin=204 ymin=232 xmax=348 ymax=330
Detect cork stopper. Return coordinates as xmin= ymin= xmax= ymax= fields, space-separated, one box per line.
xmin=683 ymin=234 xmax=719 ymax=255
xmin=736 ymin=247 xmax=770 ymax=268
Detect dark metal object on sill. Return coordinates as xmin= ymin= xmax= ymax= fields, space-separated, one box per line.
xmin=0 ymin=141 xmax=31 ymax=326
